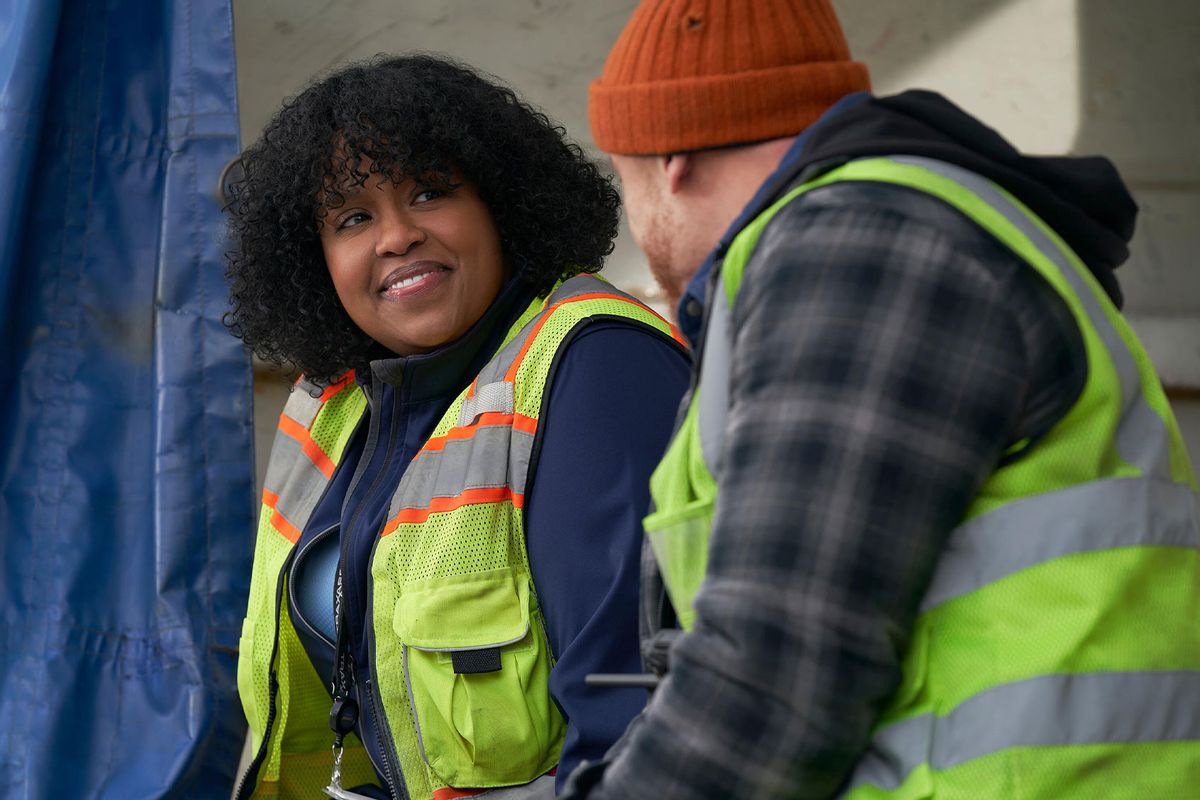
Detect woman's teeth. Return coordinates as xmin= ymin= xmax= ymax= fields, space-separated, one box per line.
xmin=388 ymin=272 xmax=432 ymax=290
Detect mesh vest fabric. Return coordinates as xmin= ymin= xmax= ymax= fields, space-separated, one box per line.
xmin=643 ymin=156 xmax=1200 ymax=798
xmin=236 ymin=276 xmax=679 ymax=799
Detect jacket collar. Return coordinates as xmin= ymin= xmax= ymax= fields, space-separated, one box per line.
xmin=360 ymin=273 xmax=538 ymax=404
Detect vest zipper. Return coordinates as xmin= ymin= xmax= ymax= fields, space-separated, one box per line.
xmin=233 ymin=549 xmax=296 ymax=800
xmin=340 ymin=379 xmax=390 ymax=541
xmin=364 ymin=675 xmax=402 ymax=800
xmin=332 ymin=380 xmax=407 ymax=797
xmin=364 ymin=525 xmax=406 ymax=798
xmin=329 ymin=605 xmax=405 ymax=798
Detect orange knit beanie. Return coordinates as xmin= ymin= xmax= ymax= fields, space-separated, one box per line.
xmin=590 ymin=0 xmax=870 ymax=155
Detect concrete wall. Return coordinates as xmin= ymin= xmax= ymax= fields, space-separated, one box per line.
xmin=235 ymin=0 xmax=1200 ymax=487
xmin=832 ymin=0 xmax=1200 ymax=461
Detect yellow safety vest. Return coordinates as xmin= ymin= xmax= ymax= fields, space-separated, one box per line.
xmin=644 ymin=156 xmax=1200 ymax=797
xmin=237 ymin=275 xmax=680 ymax=799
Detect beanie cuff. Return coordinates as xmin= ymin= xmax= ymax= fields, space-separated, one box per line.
xmin=589 ymin=60 xmax=870 ymax=156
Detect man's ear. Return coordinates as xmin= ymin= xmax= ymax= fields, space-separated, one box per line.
xmin=663 ymin=153 xmax=693 ymax=195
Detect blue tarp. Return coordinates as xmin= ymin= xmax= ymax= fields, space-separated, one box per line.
xmin=0 ymin=0 xmax=252 ymax=796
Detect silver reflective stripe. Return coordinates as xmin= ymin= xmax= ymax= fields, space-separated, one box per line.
xmin=547 ymin=273 xmax=619 ymax=304
xmin=261 ymin=430 xmax=330 ymax=528
xmin=695 ymin=270 xmax=733 ymax=476
xmin=390 ymin=426 xmax=535 ymax=514
xmin=473 ymin=320 xmax=535 ymax=387
xmin=283 ymin=384 xmax=323 ymax=429
xmin=472 ymin=274 xmax=648 ymax=385
xmin=921 ymin=476 xmax=1200 ymax=612
xmin=390 ymin=275 xmax=626 ymax=517
xmin=472 ymin=274 xmax=617 ymax=387
xmin=457 ymin=380 xmax=515 ymax=427
xmin=402 ymin=645 xmax=432 ymax=771
xmin=891 ymin=156 xmax=1172 ymax=480
xmin=844 ymin=670 xmax=1200 ymax=794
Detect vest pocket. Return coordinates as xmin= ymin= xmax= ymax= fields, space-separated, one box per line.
xmin=392 ymin=566 xmax=562 ymax=788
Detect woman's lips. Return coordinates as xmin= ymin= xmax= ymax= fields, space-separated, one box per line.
xmin=379 ymin=262 xmax=449 ymax=299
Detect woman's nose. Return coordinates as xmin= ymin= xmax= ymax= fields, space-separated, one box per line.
xmin=375 ymin=213 xmax=425 ymax=257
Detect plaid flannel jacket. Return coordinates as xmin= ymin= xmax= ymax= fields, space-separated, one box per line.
xmin=582 ymin=177 xmax=1088 ymax=799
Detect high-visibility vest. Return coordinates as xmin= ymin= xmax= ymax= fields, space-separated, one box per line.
xmin=644 ymin=156 xmax=1200 ymax=797
xmin=237 ymin=275 xmax=681 ymax=799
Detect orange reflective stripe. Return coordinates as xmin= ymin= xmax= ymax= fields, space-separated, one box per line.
xmin=318 ymin=369 xmax=356 ymax=401
xmin=420 ymin=412 xmax=538 ymax=455
xmin=504 ymin=292 xmax=649 ymax=382
xmin=277 ymin=414 xmax=336 ymax=479
xmin=262 ymin=489 xmax=302 ymax=543
xmin=381 ymin=487 xmax=525 ymax=532
xmin=431 ymin=787 xmax=487 ymax=799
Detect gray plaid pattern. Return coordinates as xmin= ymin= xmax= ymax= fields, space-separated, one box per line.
xmin=586 ymin=180 xmax=1087 ymax=799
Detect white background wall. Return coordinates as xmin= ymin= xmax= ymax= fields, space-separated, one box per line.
xmin=233 ymin=0 xmax=1200 ymax=486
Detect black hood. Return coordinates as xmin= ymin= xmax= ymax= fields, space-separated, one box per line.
xmin=793 ymin=90 xmax=1137 ymax=307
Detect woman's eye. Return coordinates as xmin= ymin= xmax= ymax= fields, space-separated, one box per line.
xmin=413 ymin=188 xmax=443 ymax=204
xmin=337 ymin=211 xmax=370 ymax=230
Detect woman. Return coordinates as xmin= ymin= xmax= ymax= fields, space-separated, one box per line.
xmin=225 ymin=55 xmax=690 ymax=800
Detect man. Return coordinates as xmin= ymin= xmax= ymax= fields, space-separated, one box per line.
xmin=566 ymin=1 xmax=1200 ymax=798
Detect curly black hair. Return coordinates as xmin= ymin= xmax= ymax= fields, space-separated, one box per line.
xmin=224 ymin=54 xmax=620 ymax=385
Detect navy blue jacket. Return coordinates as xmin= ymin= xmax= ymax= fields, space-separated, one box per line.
xmin=287 ymin=275 xmax=690 ymax=793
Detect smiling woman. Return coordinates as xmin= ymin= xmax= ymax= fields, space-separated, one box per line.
xmin=222 ymin=55 xmax=690 ymax=800
xmin=319 ymin=172 xmax=505 ymax=356
xmin=225 ymin=54 xmax=625 ymax=384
